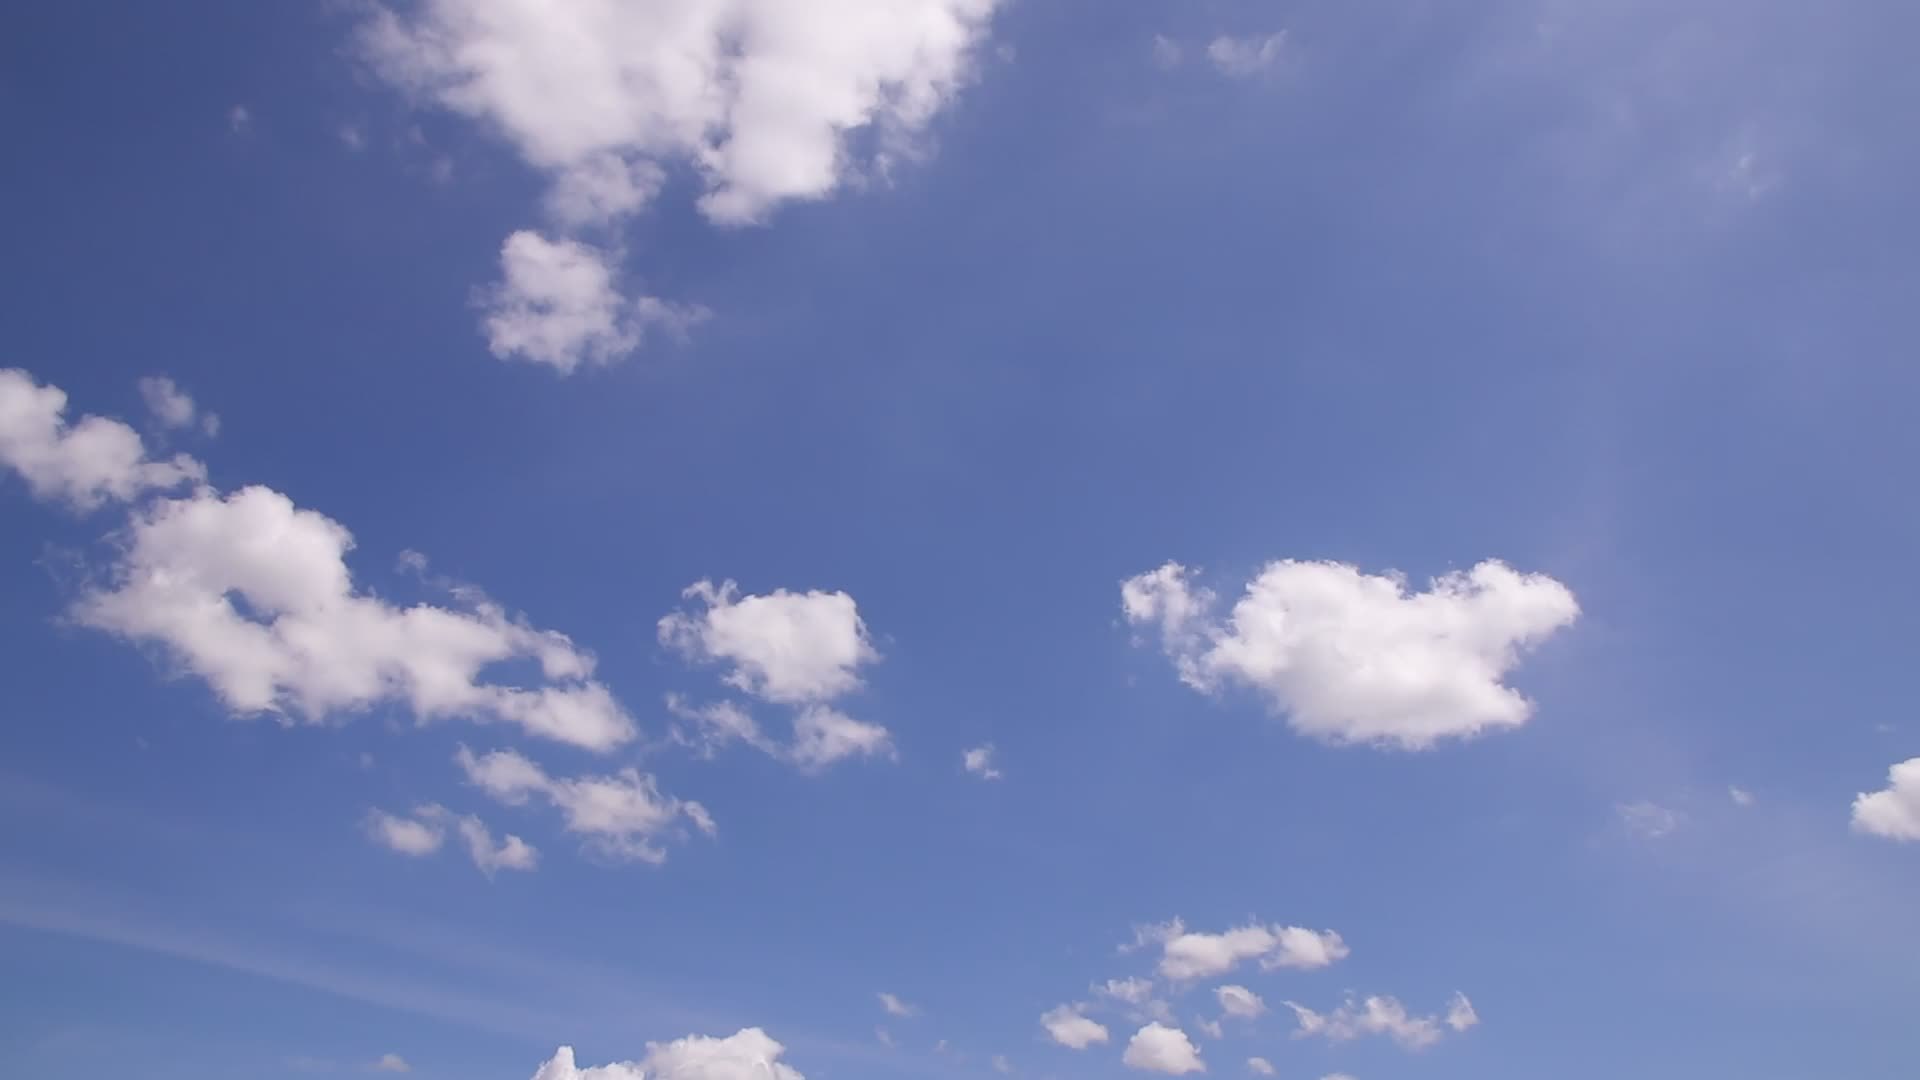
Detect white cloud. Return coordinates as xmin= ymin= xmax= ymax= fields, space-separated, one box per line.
xmin=1040 ymin=1004 xmax=1109 ymax=1050
xmin=543 ymin=155 xmax=667 ymax=230
xmin=366 ymin=808 xmax=444 ymax=856
xmin=875 ymin=1026 xmax=895 ymax=1048
xmin=667 ymin=694 xmax=774 ymax=758
xmin=1214 ymin=985 xmax=1265 ymax=1020
xmin=71 ymin=485 xmax=636 ymax=753
xmin=480 ymin=230 xmax=704 ymax=373
xmin=1322 ymin=1075 xmax=1358 ymax=1080
xmin=228 ymin=104 xmax=252 ymax=133
xmin=1152 ymin=34 xmax=1183 ymax=69
xmin=1122 ymin=559 xmax=1578 ymax=749
xmin=1730 ymin=785 xmax=1755 ymax=807
xmin=1618 ymin=801 xmax=1681 ymax=839
xmin=789 ymin=705 xmax=894 ymax=770
xmin=1193 ymin=1018 xmax=1222 ymax=1040
xmin=1246 ymin=1060 xmax=1274 ymax=1076
xmin=661 ymin=580 xmax=879 ymax=705
xmin=1853 ymin=758 xmax=1920 ymax=841
xmin=991 ymin=1055 xmax=1012 ymax=1074
xmin=529 ymin=1028 xmax=803 ymax=1080
xmin=137 ymin=376 xmax=210 ymax=432
xmin=0 ymin=369 xmax=205 ymax=511
xmin=1123 ymin=1023 xmax=1205 ymax=1075
xmin=878 ymin=992 xmax=919 ymax=1018
xmin=1097 ymin=976 xmax=1156 ymax=1006
xmin=372 ymin=1054 xmax=412 ymax=1073
xmin=366 ymin=804 xmax=538 ymax=874
xmin=1444 ymin=992 xmax=1479 ymax=1033
xmin=1286 ymin=992 xmax=1476 ymax=1052
xmin=360 ymin=0 xmax=1005 ymax=228
xmin=457 ymin=746 xmax=714 ymax=864
xmin=1136 ymin=918 xmax=1348 ymax=981
xmin=962 ymin=743 xmax=1002 ymax=780
xmin=1205 ymin=33 xmax=1285 ymax=77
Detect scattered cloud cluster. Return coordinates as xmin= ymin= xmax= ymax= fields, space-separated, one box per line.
xmin=457 ymin=746 xmax=714 ymax=864
xmin=1285 ymin=992 xmax=1478 ymax=1051
xmin=661 ymin=580 xmax=893 ymax=771
xmin=1123 ymin=559 xmax=1578 ymax=749
xmin=366 ymin=804 xmax=539 ymax=875
xmin=529 ymin=1028 xmax=803 ymax=1080
xmin=1853 ymin=758 xmax=1920 ymax=841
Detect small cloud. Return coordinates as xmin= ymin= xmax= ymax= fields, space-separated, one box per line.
xmin=991 ymin=1055 xmax=1012 ymax=1074
xmin=228 ymin=104 xmax=252 ymax=134
xmin=1729 ymin=786 xmax=1754 ymax=807
xmin=1618 ymin=801 xmax=1682 ymax=839
xmin=137 ymin=376 xmax=208 ymax=433
xmin=1206 ymin=32 xmax=1285 ymax=78
xmin=340 ymin=124 xmax=367 ymax=152
xmin=879 ymin=992 xmax=920 ymax=1018
xmin=1247 ymin=1059 xmax=1275 ymax=1076
xmin=1152 ymin=34 xmax=1183 ymax=69
xmin=876 ymin=1026 xmax=896 ymax=1048
xmin=370 ymin=1054 xmax=411 ymax=1073
xmin=962 ymin=744 xmax=1002 ymax=781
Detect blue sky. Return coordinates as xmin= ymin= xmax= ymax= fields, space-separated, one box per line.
xmin=3 ymin=2 xmax=1919 ymax=1079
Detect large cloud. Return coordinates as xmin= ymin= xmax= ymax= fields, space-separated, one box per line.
xmin=1123 ymin=558 xmax=1578 ymax=748
xmin=1853 ymin=758 xmax=1920 ymax=841
xmin=0 ymin=368 xmax=203 ymax=510
xmin=71 ymin=485 xmax=637 ymax=752
xmin=530 ymin=1028 xmax=803 ymax=1080
xmin=361 ymin=0 xmax=1004 ymax=228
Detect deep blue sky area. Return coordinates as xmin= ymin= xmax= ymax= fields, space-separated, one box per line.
xmin=3 ymin=3 xmax=1918 ymax=1080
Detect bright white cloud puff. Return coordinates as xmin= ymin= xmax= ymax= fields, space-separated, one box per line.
xmin=1123 ymin=558 xmax=1578 ymax=748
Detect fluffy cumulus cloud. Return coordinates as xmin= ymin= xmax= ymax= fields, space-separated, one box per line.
xmin=1205 ymin=33 xmax=1285 ymax=77
xmin=530 ymin=1028 xmax=803 ymax=1080
xmin=1041 ymin=1004 xmax=1110 ymax=1050
xmin=1135 ymin=918 xmax=1348 ymax=981
xmin=662 ymin=580 xmax=878 ymax=703
xmin=71 ymin=485 xmax=637 ymax=753
xmin=361 ymin=0 xmax=1005 ymax=227
xmin=366 ymin=804 xmax=539 ymax=875
xmin=480 ymin=230 xmax=705 ymax=372
xmin=1123 ymin=1023 xmax=1205 ymax=1075
xmin=1122 ymin=559 xmax=1578 ymax=749
xmin=1853 ymin=758 xmax=1920 ymax=841
xmin=1246 ymin=1059 xmax=1274 ymax=1076
xmin=457 ymin=746 xmax=714 ymax=864
xmin=1285 ymin=992 xmax=1478 ymax=1051
xmin=0 ymin=368 xmax=205 ymax=510
xmin=661 ymin=580 xmax=892 ymax=770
